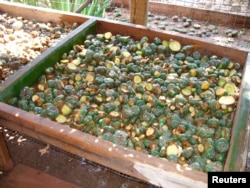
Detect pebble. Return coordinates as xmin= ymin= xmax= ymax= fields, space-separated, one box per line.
xmin=205 ymin=32 xmax=211 ymax=37
xmin=182 ymin=16 xmax=188 ymax=22
xmin=31 ymin=30 xmax=39 ymax=38
xmin=147 ymin=17 xmax=153 ymax=22
xmin=183 ymin=22 xmax=191 ymax=27
xmin=212 ymin=29 xmax=219 ymax=34
xmin=172 ymin=15 xmax=179 ymax=22
xmin=12 ymin=20 xmax=23 ymax=30
xmin=157 ymin=24 xmax=166 ymax=30
xmin=158 ymin=15 xmax=167 ymax=21
xmin=186 ymin=18 xmax=192 ymax=23
xmin=193 ymin=24 xmax=201 ymax=29
xmin=208 ymin=24 xmax=217 ymax=31
xmin=0 ymin=13 xmax=78 ymax=83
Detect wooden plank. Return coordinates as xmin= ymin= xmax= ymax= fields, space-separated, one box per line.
xmin=0 ymin=2 xmax=248 ymax=186
xmin=0 ymin=102 xmax=207 ymax=188
xmin=0 ymin=1 xmax=89 ymax=24
xmin=0 ymin=131 xmax=14 ymax=172
xmin=0 ymin=164 xmax=81 ymax=188
xmin=224 ymin=53 xmax=250 ymax=171
xmin=130 ymin=0 xmax=149 ymax=26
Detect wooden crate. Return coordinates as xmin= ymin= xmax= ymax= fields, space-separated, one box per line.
xmin=0 ymin=2 xmax=250 ymax=188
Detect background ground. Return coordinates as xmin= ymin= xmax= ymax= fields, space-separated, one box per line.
xmin=0 ymin=127 xmax=157 ymax=188
xmin=105 ymin=5 xmax=250 ymax=51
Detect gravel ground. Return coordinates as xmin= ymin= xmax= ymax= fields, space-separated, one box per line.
xmin=105 ymin=5 xmax=250 ymax=51
xmin=0 ymin=12 xmax=78 ymax=84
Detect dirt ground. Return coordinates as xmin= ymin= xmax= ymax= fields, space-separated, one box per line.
xmin=105 ymin=6 xmax=250 ymax=51
xmin=0 ymin=127 xmax=158 ymax=188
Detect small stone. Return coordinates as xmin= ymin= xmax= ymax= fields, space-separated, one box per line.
xmin=148 ymin=17 xmax=153 ymax=22
xmin=225 ymin=29 xmax=232 ymax=34
xmin=208 ymin=24 xmax=216 ymax=31
xmin=12 ymin=20 xmax=23 ymax=30
xmin=183 ymin=22 xmax=190 ymax=27
xmin=193 ymin=24 xmax=201 ymax=29
xmin=159 ymin=15 xmax=167 ymax=21
xmin=227 ymin=38 xmax=234 ymax=42
xmin=196 ymin=31 xmax=203 ymax=37
xmin=231 ymin=30 xmax=238 ymax=37
xmin=155 ymin=15 xmax=161 ymax=20
xmin=189 ymin=28 xmax=195 ymax=32
xmin=54 ymin=31 xmax=61 ymax=38
xmin=8 ymin=34 xmax=16 ymax=41
xmin=182 ymin=16 xmax=188 ymax=22
xmin=186 ymin=18 xmax=192 ymax=23
xmin=177 ymin=28 xmax=187 ymax=33
xmin=205 ymin=32 xmax=211 ymax=37
xmin=212 ymin=29 xmax=219 ymax=34
xmin=157 ymin=24 xmax=166 ymax=30
xmin=53 ymin=26 xmax=63 ymax=32
xmin=148 ymin=12 xmax=154 ymax=17
xmin=72 ymin=22 xmax=78 ymax=30
xmin=201 ymin=29 xmax=207 ymax=34
xmin=6 ymin=29 xmax=13 ymax=34
xmin=0 ymin=38 xmax=4 ymax=44
xmin=188 ymin=32 xmax=195 ymax=36
xmin=172 ymin=15 xmax=179 ymax=22
xmin=31 ymin=31 xmax=39 ymax=38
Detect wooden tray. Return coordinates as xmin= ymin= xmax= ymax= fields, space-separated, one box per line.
xmin=0 ymin=2 xmax=250 ymax=188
